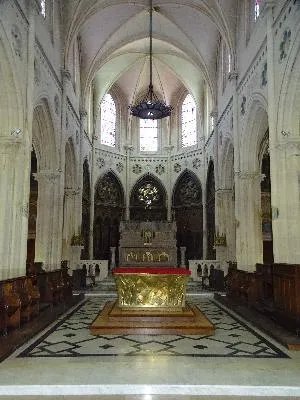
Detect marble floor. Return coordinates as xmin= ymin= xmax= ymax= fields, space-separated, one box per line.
xmin=0 ymin=293 xmax=300 ymax=399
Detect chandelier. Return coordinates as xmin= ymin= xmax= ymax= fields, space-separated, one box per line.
xmin=129 ymin=0 xmax=172 ymax=120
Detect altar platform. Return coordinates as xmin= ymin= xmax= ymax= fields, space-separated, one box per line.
xmin=89 ymin=300 xmax=215 ymax=335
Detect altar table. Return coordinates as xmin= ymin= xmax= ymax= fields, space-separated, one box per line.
xmin=113 ymin=267 xmax=191 ymax=309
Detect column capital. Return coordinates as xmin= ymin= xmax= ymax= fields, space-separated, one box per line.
xmin=65 ymin=187 xmax=81 ymax=198
xmin=0 ymin=135 xmax=22 ymax=154
xmin=228 ymin=71 xmax=238 ymax=82
xmin=275 ymin=140 xmax=300 ymax=156
xmin=61 ymin=69 xmax=72 ymax=81
xmin=215 ymin=188 xmax=233 ymax=195
xmin=235 ymin=171 xmax=263 ymax=182
xmin=124 ymin=144 xmax=134 ymax=153
xmin=34 ymin=170 xmax=62 ymax=184
xmin=163 ymin=145 xmax=174 ymax=154
xmin=80 ymin=108 xmax=88 ymax=119
xmin=210 ymin=110 xmax=218 ymax=119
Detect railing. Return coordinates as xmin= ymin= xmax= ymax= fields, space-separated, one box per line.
xmin=78 ymin=260 xmax=108 ymax=282
xmin=188 ymin=260 xmax=225 ymax=281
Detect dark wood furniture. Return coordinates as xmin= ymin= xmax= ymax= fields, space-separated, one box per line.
xmin=0 ymin=301 xmax=8 ymax=335
xmin=226 ymin=268 xmax=258 ymax=306
xmin=226 ymin=263 xmax=300 ymax=335
xmin=273 ymin=263 xmax=300 ymax=332
xmin=0 ymin=281 xmax=21 ymax=332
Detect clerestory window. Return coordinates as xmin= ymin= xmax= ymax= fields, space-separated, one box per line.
xmin=100 ymin=94 xmax=116 ymax=147
xmin=181 ymin=94 xmax=197 ymax=148
xmin=254 ymin=0 xmax=264 ymax=22
xmin=140 ymin=119 xmax=158 ymax=152
xmin=40 ymin=0 xmax=46 ymax=18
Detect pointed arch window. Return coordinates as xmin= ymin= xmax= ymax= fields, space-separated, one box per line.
xmin=254 ymin=0 xmax=260 ymax=21
xmin=140 ymin=119 xmax=158 ymax=152
xmin=253 ymin=0 xmax=264 ymax=22
xmin=100 ymin=94 xmax=116 ymax=147
xmin=181 ymin=94 xmax=197 ymax=148
xmin=40 ymin=0 xmax=46 ymax=17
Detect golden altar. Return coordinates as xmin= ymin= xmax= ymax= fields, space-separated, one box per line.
xmin=113 ymin=267 xmax=191 ymax=309
xmin=89 ymin=267 xmax=215 ymax=335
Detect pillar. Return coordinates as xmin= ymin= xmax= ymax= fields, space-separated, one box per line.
xmin=235 ymin=171 xmax=263 ymax=271
xmin=34 ymin=170 xmax=63 ymax=270
xmin=0 ymin=137 xmax=29 ymax=279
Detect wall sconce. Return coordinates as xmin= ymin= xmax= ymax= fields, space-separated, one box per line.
xmin=214 ymin=233 xmax=227 ymax=246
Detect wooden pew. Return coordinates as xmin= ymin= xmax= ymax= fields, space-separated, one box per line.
xmin=0 ymin=301 xmax=8 ymax=335
xmin=0 ymin=281 xmax=21 ymax=331
xmin=226 ymin=268 xmax=258 ymax=306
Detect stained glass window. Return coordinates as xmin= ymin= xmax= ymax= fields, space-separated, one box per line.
xmin=181 ymin=94 xmax=197 ymax=147
xmin=40 ymin=0 xmax=46 ymax=18
xmin=140 ymin=119 xmax=158 ymax=152
xmin=100 ymin=94 xmax=116 ymax=147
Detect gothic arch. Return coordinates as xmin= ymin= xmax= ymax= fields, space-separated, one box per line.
xmin=172 ymin=169 xmax=203 ymax=260
xmin=277 ymin=30 xmax=300 ymax=137
xmin=81 ymin=159 xmax=91 ymax=259
xmin=62 ymin=138 xmax=78 ymax=259
xmin=32 ymin=98 xmax=58 ymax=171
xmin=220 ymin=138 xmax=234 ymax=190
xmin=130 ymin=173 xmax=167 ymax=221
xmin=93 ymin=170 xmax=124 ymax=261
xmin=241 ymin=95 xmax=268 ymax=172
xmin=259 ymin=131 xmax=273 ymax=264
xmin=206 ymin=160 xmax=216 ymax=259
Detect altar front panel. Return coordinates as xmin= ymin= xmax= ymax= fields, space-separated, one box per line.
xmin=113 ymin=267 xmax=191 ymax=309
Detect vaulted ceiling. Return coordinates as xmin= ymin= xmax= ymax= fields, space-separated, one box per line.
xmin=64 ymin=0 xmax=237 ymax=107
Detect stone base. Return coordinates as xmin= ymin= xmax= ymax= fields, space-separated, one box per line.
xmin=89 ymin=301 xmax=215 ymax=335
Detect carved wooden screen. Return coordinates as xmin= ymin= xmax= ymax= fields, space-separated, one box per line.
xmin=26 ymin=149 xmax=38 ymax=268
xmin=93 ymin=172 xmax=124 ymax=262
xmin=206 ymin=161 xmax=216 ymax=259
xmin=81 ymin=160 xmax=91 ymax=259
xmin=130 ymin=174 xmax=167 ymax=221
xmin=172 ymin=171 xmax=203 ymax=261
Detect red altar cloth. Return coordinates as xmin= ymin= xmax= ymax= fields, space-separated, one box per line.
xmin=113 ymin=267 xmax=191 ymax=275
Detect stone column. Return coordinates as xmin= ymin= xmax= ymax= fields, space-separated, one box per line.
xmin=215 ymin=189 xmax=235 ymax=263
xmin=62 ymin=187 xmax=81 ymax=260
xmin=34 ymin=170 xmax=62 ymax=271
xmin=70 ymin=245 xmax=83 ymax=271
xmin=272 ymin=142 xmax=300 ymax=263
xmin=180 ymin=246 xmax=186 ymax=268
xmin=124 ymin=145 xmax=133 ymax=220
xmin=110 ymin=246 xmax=116 ymax=270
xmin=235 ymin=171 xmax=263 ymax=271
xmin=164 ymin=145 xmax=174 ymax=222
xmin=202 ymin=186 xmax=207 ymax=259
xmin=0 ymin=137 xmax=28 ymax=279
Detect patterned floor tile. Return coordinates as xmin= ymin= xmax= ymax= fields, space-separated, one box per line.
xmin=17 ymin=297 xmax=289 ymax=359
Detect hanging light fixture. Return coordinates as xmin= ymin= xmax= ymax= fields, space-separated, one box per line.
xmin=129 ymin=0 xmax=172 ymax=120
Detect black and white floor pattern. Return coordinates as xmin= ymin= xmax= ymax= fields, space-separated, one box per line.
xmin=18 ymin=297 xmax=289 ymax=359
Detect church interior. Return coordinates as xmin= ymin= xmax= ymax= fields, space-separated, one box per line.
xmin=0 ymin=0 xmax=300 ymax=398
